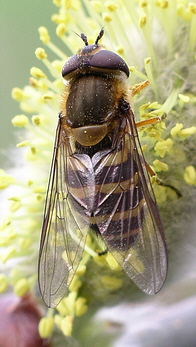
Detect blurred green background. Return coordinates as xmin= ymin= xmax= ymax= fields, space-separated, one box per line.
xmin=0 ymin=0 xmax=57 ymax=169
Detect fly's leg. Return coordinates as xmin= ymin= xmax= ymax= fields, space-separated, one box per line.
xmin=144 ymin=162 xmax=182 ymax=197
xmin=136 ymin=116 xmax=161 ymax=128
xmin=131 ymin=80 xmax=165 ymax=128
xmin=97 ymin=249 xmax=108 ymax=256
xmin=155 ymin=178 xmax=182 ymax=198
xmin=130 ymin=80 xmax=150 ymax=96
xmin=131 ymin=86 xmax=181 ymax=197
xmin=145 ymin=161 xmax=156 ymax=177
xmin=144 ymin=149 xmax=182 ymax=198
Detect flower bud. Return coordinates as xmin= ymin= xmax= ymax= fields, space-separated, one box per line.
xmin=0 ymin=293 xmax=49 ymax=347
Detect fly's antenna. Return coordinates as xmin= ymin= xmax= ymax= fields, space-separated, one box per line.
xmin=95 ymin=28 xmax=104 ymax=45
xmin=80 ymin=33 xmax=88 ymax=46
xmin=72 ymin=31 xmax=89 ymax=46
xmin=72 ymin=27 xmax=105 ymax=46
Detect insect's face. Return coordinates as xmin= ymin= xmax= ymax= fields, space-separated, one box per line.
xmin=62 ymin=43 xmax=130 ymax=82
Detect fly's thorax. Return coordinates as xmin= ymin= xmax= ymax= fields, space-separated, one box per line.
xmin=65 ymin=73 xmax=125 ymax=127
xmin=63 ymin=72 xmax=128 ymax=147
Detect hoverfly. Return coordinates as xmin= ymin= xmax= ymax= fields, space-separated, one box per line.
xmin=38 ymin=29 xmax=168 ymax=308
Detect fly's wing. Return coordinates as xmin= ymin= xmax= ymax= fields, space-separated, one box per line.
xmin=94 ymin=109 xmax=168 ymax=295
xmin=38 ymin=118 xmax=92 ymax=308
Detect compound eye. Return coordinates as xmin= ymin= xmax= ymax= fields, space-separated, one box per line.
xmin=62 ymin=54 xmax=78 ymax=78
xmin=90 ymin=50 xmax=130 ymax=77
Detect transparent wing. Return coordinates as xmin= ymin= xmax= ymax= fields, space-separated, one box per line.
xmin=38 ymin=117 xmax=91 ymax=308
xmin=94 ymin=109 xmax=168 ymax=295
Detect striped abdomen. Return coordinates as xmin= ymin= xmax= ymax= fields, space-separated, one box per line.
xmin=67 ymin=134 xmax=145 ymax=251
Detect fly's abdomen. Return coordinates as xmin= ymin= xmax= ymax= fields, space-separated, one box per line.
xmin=93 ymin=144 xmax=145 ymax=251
xmin=66 ymin=132 xmax=145 ymax=252
xmin=94 ymin=183 xmax=145 ymax=250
